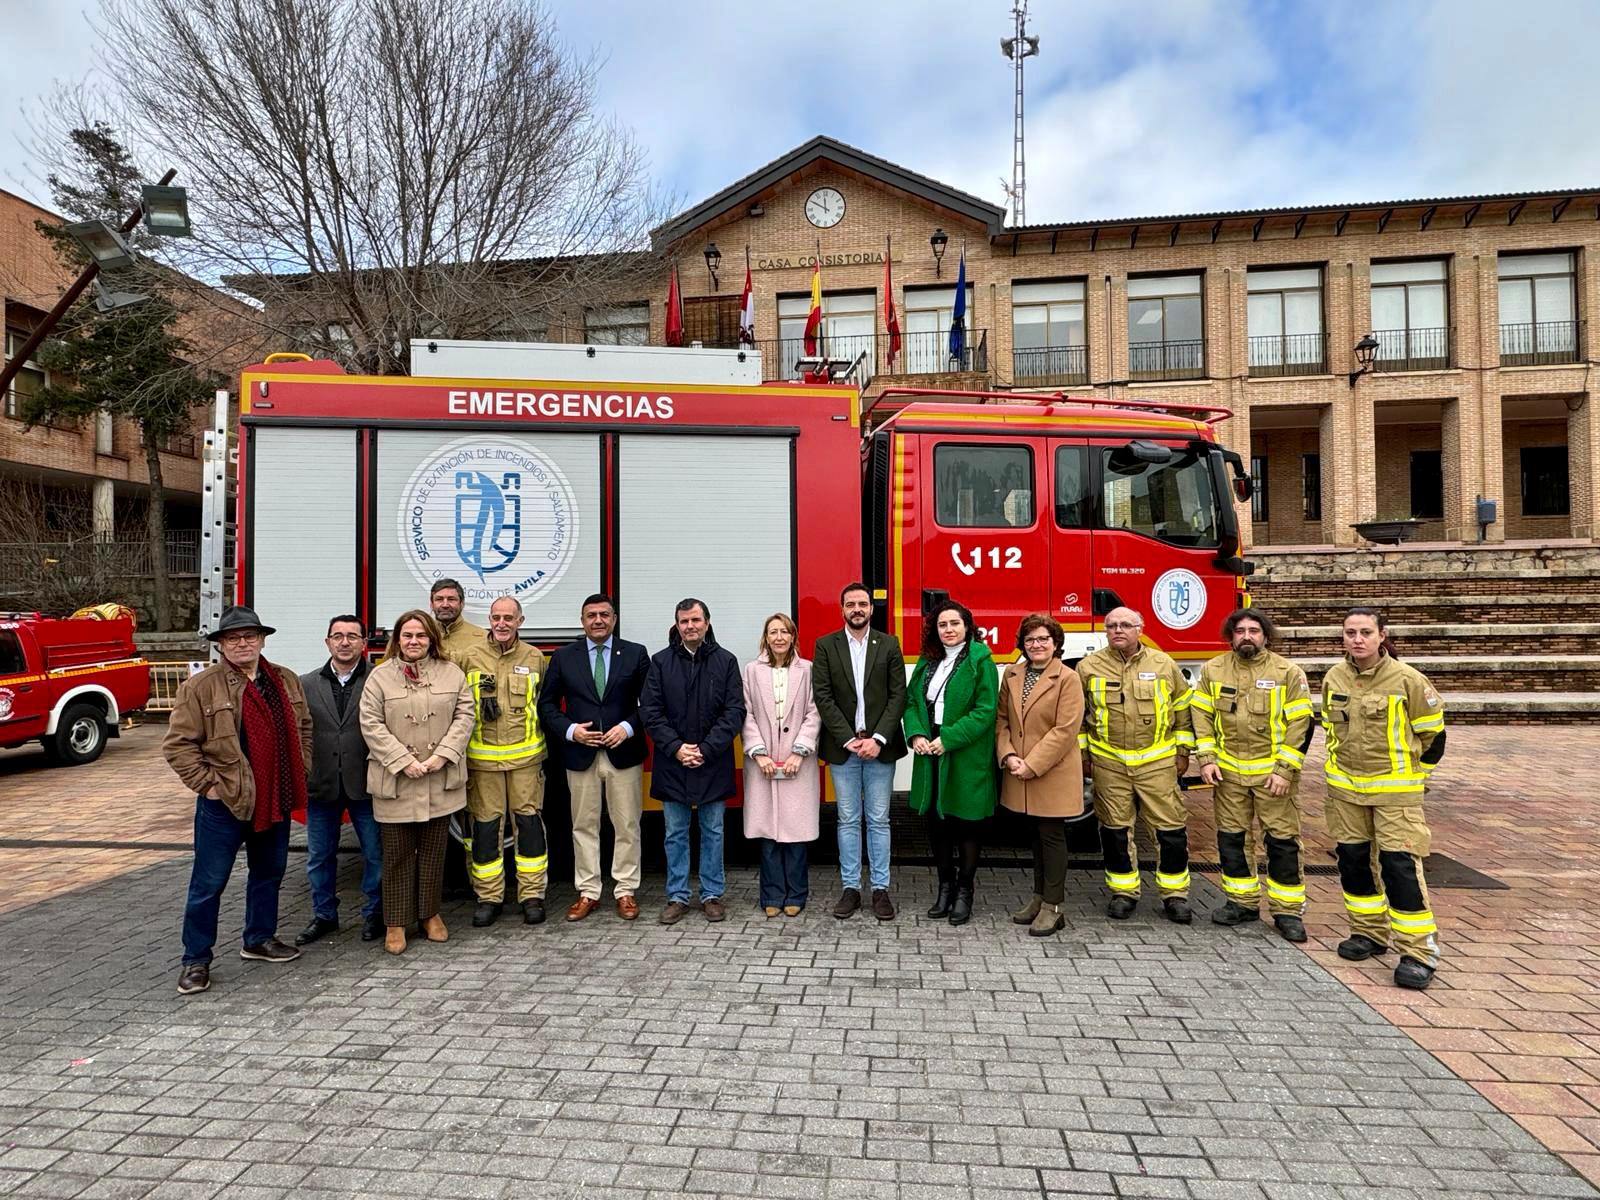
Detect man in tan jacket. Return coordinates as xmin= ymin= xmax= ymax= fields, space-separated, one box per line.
xmin=431 ymin=578 xmax=486 ymax=663
xmin=163 ymin=606 xmax=312 ymax=997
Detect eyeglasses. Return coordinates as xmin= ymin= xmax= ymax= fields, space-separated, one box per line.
xmin=327 ymin=633 xmax=363 ymax=642
xmin=1022 ymin=636 xmax=1055 ymax=646
xmin=1103 ymin=622 xmax=1141 ymax=632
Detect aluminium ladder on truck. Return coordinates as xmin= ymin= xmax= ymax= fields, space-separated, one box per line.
xmin=198 ymin=388 xmax=236 ymax=661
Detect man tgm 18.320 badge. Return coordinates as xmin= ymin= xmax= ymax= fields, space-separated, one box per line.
xmin=401 ymin=435 xmax=578 ymax=605
xmin=1151 ymin=567 xmax=1206 ymax=631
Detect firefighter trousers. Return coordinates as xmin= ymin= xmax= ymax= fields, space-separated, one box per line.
xmin=1213 ymin=776 xmax=1305 ymax=916
xmin=1091 ymin=765 xmax=1189 ymax=900
xmin=1324 ymin=789 xmax=1438 ymax=967
xmin=466 ymin=766 xmax=547 ymax=905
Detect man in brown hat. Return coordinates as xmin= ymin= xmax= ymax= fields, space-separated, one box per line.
xmin=163 ymin=605 xmax=313 ymax=995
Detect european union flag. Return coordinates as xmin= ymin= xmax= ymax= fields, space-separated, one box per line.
xmin=948 ymin=250 xmax=967 ymax=363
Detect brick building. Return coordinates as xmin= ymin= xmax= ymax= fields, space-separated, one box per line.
xmin=622 ymin=137 xmax=1595 ymax=549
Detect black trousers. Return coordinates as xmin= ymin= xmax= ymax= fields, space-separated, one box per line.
xmin=1032 ymin=817 xmax=1068 ymax=905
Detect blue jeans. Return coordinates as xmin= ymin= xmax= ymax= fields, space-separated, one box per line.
xmin=305 ymin=795 xmax=382 ymax=921
xmin=663 ymin=799 xmax=725 ymax=903
xmin=832 ymin=754 xmax=894 ymax=891
xmin=181 ymin=796 xmax=291 ymax=966
xmin=758 ymin=839 xmax=809 ymax=908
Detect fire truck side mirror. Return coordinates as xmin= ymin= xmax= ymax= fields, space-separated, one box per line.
xmin=1127 ymin=439 xmax=1175 ymax=465
xmin=1232 ymin=475 xmax=1254 ymax=503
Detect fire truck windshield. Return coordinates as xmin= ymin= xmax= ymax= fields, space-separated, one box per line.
xmin=1101 ymin=445 xmax=1221 ymax=548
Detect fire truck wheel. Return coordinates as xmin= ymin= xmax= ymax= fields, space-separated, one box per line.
xmin=46 ymin=703 xmax=108 ymax=767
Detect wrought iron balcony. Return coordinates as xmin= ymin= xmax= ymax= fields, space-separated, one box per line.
xmin=1499 ymin=320 xmax=1582 ymax=367
xmin=885 ymin=328 xmax=988 ymax=377
xmin=1247 ymin=332 xmax=1327 ymax=377
xmin=1013 ymin=344 xmax=1087 ymax=386
xmin=1373 ymin=326 xmax=1450 ymax=372
xmin=1128 ymin=338 xmax=1205 ymax=382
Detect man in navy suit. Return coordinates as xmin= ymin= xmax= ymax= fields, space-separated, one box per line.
xmin=538 ymin=593 xmax=650 ymax=921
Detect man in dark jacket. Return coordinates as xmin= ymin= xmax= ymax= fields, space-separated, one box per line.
xmin=538 ymin=593 xmax=651 ymax=922
xmin=640 ymin=598 xmax=745 ymax=925
xmin=295 ymin=615 xmax=383 ymax=946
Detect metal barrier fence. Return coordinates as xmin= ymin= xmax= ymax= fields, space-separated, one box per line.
xmin=145 ymin=662 xmax=203 ymax=713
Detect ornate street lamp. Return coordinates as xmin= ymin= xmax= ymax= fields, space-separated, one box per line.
xmin=703 ymin=242 xmax=722 ymax=291
xmin=930 ymin=228 xmax=949 ymax=277
xmin=1348 ymin=332 xmax=1380 ymax=388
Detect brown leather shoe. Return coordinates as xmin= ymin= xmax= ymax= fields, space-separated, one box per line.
xmin=421 ymin=915 xmax=448 ymax=942
xmin=870 ymin=889 xmax=896 ymax=921
xmin=566 ymin=896 xmax=600 ymax=922
xmin=659 ymin=900 xmax=693 ymax=925
xmin=702 ymin=898 xmax=727 ymax=922
xmin=616 ymin=895 xmax=640 ymax=921
xmin=832 ymin=888 xmax=861 ymax=919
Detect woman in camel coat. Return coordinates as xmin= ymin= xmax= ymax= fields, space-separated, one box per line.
xmin=741 ymin=613 xmax=823 ymax=916
xmin=996 ymin=613 xmax=1085 ymax=937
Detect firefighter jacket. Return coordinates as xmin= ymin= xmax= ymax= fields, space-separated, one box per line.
xmin=1190 ymin=649 xmax=1314 ymax=784
xmin=1320 ymin=654 xmax=1445 ymax=803
xmin=1075 ymin=644 xmax=1194 ymax=777
xmin=440 ymin=617 xmax=488 ymax=665
xmin=457 ymin=635 xmax=547 ymax=772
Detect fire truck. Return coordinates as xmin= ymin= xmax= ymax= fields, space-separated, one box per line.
xmin=228 ymin=339 xmax=1254 ymax=684
xmin=0 ymin=613 xmax=150 ymax=765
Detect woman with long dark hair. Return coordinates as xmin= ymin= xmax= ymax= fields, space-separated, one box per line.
xmin=1321 ymin=607 xmax=1447 ymax=990
xmin=904 ymin=600 xmax=998 ymax=925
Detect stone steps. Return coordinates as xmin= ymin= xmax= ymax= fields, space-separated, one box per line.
xmin=1296 ymin=654 xmax=1600 ymax=694
xmin=1279 ymin=622 xmax=1600 ymax=657
xmin=1256 ymin=593 xmax=1600 ymax=626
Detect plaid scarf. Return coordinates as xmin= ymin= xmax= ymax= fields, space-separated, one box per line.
xmin=237 ymin=659 xmax=308 ymax=832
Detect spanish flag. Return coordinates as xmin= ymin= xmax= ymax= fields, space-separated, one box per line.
xmin=802 ymin=259 xmax=823 ymax=355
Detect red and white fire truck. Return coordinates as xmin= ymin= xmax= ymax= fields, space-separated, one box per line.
xmin=0 ymin=613 xmax=151 ymax=765
xmin=228 ymin=339 xmax=1253 ymax=684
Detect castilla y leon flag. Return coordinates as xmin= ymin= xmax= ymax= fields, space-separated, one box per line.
xmin=665 ymin=262 xmax=684 ymax=347
xmin=738 ymin=251 xmax=755 ymax=346
xmin=883 ymin=237 xmax=901 ymax=369
xmin=802 ymin=259 xmax=823 ymax=355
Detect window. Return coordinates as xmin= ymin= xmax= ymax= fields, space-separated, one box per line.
xmin=1498 ymin=252 xmax=1577 ymax=365
xmin=1100 ymin=445 xmax=1219 ymax=547
xmin=489 ymin=319 xmax=549 ymax=344
xmin=1302 ymin=453 xmax=1322 ymax=521
xmin=1521 ymin=446 xmax=1570 ymax=516
xmin=1247 ymin=267 xmax=1324 ymax=375
xmin=1409 ymin=450 xmax=1443 ymax=520
xmin=0 ymin=630 xmax=23 ymax=676
xmin=777 ymin=290 xmax=875 ymax=379
xmin=4 ymin=328 xmax=47 ymax=420
xmin=585 ymin=303 xmax=650 ymax=346
xmin=1370 ymin=259 xmax=1449 ymax=369
xmin=681 ymin=296 xmax=741 ymax=348
xmin=934 ymin=443 xmax=1034 ymax=528
xmin=1250 ymin=454 xmax=1269 ymax=522
xmin=1127 ymin=274 xmax=1203 ymax=380
xmin=1013 ymin=280 xmax=1086 ymax=383
xmin=901 ymin=284 xmax=975 ymax=373
xmin=1054 ymin=444 xmax=1091 ymax=529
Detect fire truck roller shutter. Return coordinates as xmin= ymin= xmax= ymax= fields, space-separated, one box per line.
xmin=617 ymin=434 xmax=793 ymax=658
xmin=251 ymin=428 xmax=359 ymax=672
xmin=373 ymin=430 xmax=602 ymax=638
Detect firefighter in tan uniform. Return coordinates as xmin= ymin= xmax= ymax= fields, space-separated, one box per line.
xmin=1322 ymin=607 xmax=1447 ymax=991
xmin=430 ymin=578 xmax=487 ymax=664
xmin=458 ymin=596 xmax=550 ymax=928
xmin=1076 ymin=607 xmax=1196 ymax=924
xmin=1189 ymin=608 xmax=1315 ymax=943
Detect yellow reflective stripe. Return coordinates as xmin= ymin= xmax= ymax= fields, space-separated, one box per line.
xmin=1221 ymin=873 xmax=1261 ymax=897
xmin=468 ymin=857 xmax=504 ymax=879
xmin=467 ymin=739 xmax=546 ymax=762
xmin=1174 ymin=729 xmax=1195 ymax=748
xmin=1213 ymin=683 xmax=1228 ymax=762
xmin=1389 ymin=908 xmax=1437 ymax=934
xmin=1104 ymin=869 xmax=1140 ymax=892
xmin=1266 ymin=879 xmax=1305 ymax=902
xmin=1092 ymin=677 xmax=1110 ymax=743
xmin=1194 ymin=737 xmax=1217 ymax=753
xmin=1387 ymin=694 xmax=1409 ymax=777
xmin=1155 ymin=869 xmax=1190 ymax=890
xmin=1172 ymin=687 xmax=1194 ymax=712
xmin=514 ymin=854 xmax=548 ymax=873
xmin=1325 ymin=765 xmax=1426 ymax=795
xmin=467 ymin=669 xmax=544 ymax=761
xmin=1154 ymin=680 xmax=1170 ymax=746
xmin=1214 ymin=748 xmax=1279 ymax=773
xmin=1282 ymin=699 xmax=1314 ymax=718
xmin=1419 ymin=760 xmax=1439 ymax=775
xmin=1343 ymin=892 xmax=1389 ymax=915
xmin=1077 ymin=732 xmax=1089 ymax=749
xmin=1276 ymin=746 xmax=1305 ymax=768
xmin=1269 ymin=685 xmax=1285 ymax=765
xmin=1411 ymin=713 xmax=1444 ymax=732
xmin=1188 ymin=690 xmax=1215 ymax=714
xmin=1085 ymin=735 xmax=1177 ymax=765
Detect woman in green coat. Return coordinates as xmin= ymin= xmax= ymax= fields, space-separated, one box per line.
xmin=905 ymin=599 xmax=999 ymax=926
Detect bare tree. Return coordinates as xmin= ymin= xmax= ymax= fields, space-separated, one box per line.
xmin=0 ymin=480 xmax=146 ymax=619
xmin=61 ymin=0 xmax=670 ymax=374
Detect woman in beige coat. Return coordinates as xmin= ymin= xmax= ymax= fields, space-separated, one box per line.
xmin=359 ymin=609 xmax=474 ymax=954
xmin=996 ymin=613 xmax=1085 ymax=937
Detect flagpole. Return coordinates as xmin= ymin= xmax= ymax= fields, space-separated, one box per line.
xmin=816 ymin=239 xmax=825 ymax=362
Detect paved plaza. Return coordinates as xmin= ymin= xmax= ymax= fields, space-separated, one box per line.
xmin=0 ymin=726 xmax=1597 ymax=1199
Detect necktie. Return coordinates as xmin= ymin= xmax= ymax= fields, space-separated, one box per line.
xmin=593 ymin=645 xmax=607 ymax=695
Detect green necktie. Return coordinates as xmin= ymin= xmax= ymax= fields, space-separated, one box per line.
xmin=593 ymin=646 xmax=607 ymax=695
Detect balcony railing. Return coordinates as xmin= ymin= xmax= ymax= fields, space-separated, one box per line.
xmin=1129 ymin=338 xmax=1205 ymax=382
xmin=1013 ymin=345 xmax=1087 ymax=386
xmin=1500 ymin=320 xmax=1582 ymax=367
xmin=674 ymin=330 xmax=991 ymax=383
xmin=1248 ymin=332 xmax=1328 ymax=377
xmin=0 ymin=528 xmax=200 ymax=581
xmin=886 ymin=328 xmax=988 ymax=377
xmin=1374 ymin=326 xmax=1450 ymax=372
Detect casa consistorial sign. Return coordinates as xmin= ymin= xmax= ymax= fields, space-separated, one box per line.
xmin=754 ymin=247 xmax=899 ymax=271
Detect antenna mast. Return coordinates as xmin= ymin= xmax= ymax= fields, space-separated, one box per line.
xmin=1000 ymin=1 xmax=1040 ymax=227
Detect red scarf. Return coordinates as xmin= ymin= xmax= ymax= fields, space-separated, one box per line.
xmin=236 ymin=659 xmax=309 ymax=831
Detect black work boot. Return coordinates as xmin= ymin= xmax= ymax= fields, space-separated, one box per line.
xmin=472 ymin=902 xmax=502 ymax=928
xmin=1336 ymin=933 xmax=1389 ymax=961
xmin=1210 ymin=901 xmax=1257 ymax=927
xmin=522 ymin=899 xmax=546 ymax=926
xmin=1274 ymin=915 xmax=1308 ymax=943
xmin=1106 ymin=895 xmax=1137 ymax=920
xmin=948 ymin=884 xmax=974 ymax=926
xmin=1162 ymin=897 xmax=1193 ymax=925
xmin=927 ymin=880 xmax=955 ymax=919
xmin=1394 ymin=956 xmax=1436 ymax=990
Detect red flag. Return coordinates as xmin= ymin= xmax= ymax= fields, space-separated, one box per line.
xmin=664 ymin=263 xmax=684 ymax=347
xmin=802 ymin=259 xmax=823 ymax=355
xmin=883 ymin=240 xmax=901 ymax=369
xmin=738 ymin=252 xmax=755 ymax=346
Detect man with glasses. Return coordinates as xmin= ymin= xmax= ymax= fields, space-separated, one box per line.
xmin=295 ymin=615 xmax=384 ymax=946
xmin=1076 ymin=607 xmax=1196 ymax=924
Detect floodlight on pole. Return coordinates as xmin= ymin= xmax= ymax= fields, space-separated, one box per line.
xmin=65 ymin=220 xmax=138 ymax=271
xmin=140 ymin=184 xmax=192 ymax=237
xmin=93 ymin=277 xmax=149 ymax=313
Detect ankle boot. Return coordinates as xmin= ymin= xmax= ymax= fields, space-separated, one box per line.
xmin=927 ymin=880 xmax=955 ymax=919
xmin=1011 ymin=894 xmax=1043 ymax=925
xmin=949 ymin=883 xmax=974 ymax=926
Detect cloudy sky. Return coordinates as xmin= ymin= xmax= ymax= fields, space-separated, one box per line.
xmin=3 ymin=0 xmax=1598 ymax=223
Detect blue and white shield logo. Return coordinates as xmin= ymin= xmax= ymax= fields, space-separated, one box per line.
xmin=1151 ymin=568 xmax=1207 ymax=631
xmin=454 ymin=470 xmax=522 ymax=580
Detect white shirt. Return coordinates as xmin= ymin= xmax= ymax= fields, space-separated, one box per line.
xmin=846 ymin=627 xmax=872 ymax=735
xmin=927 ymin=642 xmax=964 ymax=724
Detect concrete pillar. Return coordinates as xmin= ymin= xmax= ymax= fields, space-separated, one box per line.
xmin=1569 ymin=395 xmax=1598 ymax=540
xmin=92 ymin=478 xmax=115 ymax=538
xmin=95 ymin=411 xmax=113 ymax=457
xmin=1441 ymin=397 xmax=1465 ymax=542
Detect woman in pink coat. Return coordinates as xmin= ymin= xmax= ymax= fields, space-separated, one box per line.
xmin=742 ymin=613 xmax=823 ymax=916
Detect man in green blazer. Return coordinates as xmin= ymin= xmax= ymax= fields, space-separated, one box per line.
xmin=812 ymin=583 xmax=908 ymax=920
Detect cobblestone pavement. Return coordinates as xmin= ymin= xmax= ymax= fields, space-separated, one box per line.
xmin=0 ymin=725 xmax=1595 ymax=1199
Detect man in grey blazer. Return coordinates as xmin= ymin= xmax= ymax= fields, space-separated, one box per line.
xmin=296 ymin=615 xmax=383 ymax=944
